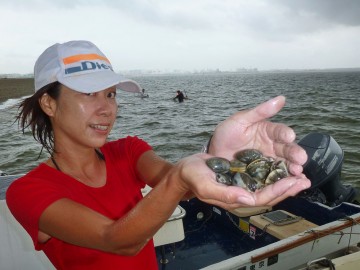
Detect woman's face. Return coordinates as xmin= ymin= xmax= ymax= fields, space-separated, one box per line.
xmin=49 ymin=85 xmax=118 ymax=150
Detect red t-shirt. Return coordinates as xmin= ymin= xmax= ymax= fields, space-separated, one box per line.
xmin=6 ymin=136 xmax=158 ymax=270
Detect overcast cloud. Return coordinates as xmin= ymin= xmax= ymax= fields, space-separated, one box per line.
xmin=1 ymin=0 xmax=359 ymax=74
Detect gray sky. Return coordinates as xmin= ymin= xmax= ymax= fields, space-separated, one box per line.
xmin=1 ymin=0 xmax=360 ymax=74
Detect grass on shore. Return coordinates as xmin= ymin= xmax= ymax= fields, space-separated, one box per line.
xmin=0 ymin=78 xmax=34 ymax=103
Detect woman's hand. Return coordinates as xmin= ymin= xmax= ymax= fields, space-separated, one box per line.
xmin=177 ymin=95 xmax=311 ymax=209
xmin=209 ymin=96 xmax=307 ymax=176
xmin=177 ymin=154 xmax=310 ymax=210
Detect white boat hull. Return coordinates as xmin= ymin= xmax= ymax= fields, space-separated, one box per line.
xmin=203 ymin=211 xmax=360 ymax=269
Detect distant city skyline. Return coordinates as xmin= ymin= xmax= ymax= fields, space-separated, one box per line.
xmin=3 ymin=67 xmax=360 ymax=80
xmin=1 ymin=0 xmax=360 ymax=74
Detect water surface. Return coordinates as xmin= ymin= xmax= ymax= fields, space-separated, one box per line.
xmin=1 ymin=71 xmax=359 ymax=193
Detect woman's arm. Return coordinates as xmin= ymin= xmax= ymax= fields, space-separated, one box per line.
xmin=135 ymin=150 xmax=173 ymax=188
xmin=38 ymin=156 xmax=188 ymax=256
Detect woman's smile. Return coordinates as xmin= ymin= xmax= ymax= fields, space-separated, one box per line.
xmin=90 ymin=124 xmax=111 ymax=132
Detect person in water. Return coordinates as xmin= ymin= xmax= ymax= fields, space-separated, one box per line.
xmin=6 ymin=40 xmax=310 ymax=270
xmin=173 ymin=90 xmax=186 ymax=102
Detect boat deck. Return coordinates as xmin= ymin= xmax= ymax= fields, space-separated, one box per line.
xmin=155 ymin=197 xmax=360 ymax=269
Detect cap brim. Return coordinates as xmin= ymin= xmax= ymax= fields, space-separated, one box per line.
xmin=116 ymin=79 xmax=142 ymax=93
xmin=59 ymin=71 xmax=142 ymax=93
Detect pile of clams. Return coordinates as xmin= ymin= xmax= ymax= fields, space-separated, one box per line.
xmin=206 ymin=149 xmax=289 ymax=192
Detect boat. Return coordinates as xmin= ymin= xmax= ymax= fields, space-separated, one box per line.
xmin=1 ymin=132 xmax=360 ymax=269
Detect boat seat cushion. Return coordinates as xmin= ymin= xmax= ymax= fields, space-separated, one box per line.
xmin=230 ymin=206 xmax=272 ymax=217
xmin=250 ymin=210 xmax=318 ymax=239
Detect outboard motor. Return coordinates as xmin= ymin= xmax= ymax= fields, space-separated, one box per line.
xmin=298 ymin=132 xmax=356 ymax=206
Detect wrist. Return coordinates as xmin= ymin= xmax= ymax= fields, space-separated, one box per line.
xmin=166 ymin=166 xmax=190 ymax=200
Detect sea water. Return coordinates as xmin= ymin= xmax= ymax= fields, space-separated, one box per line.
xmin=0 ymin=71 xmax=359 ymax=193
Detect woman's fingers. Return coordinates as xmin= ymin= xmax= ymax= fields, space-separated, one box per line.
xmin=193 ymin=184 xmax=256 ymax=209
xmin=234 ymin=96 xmax=286 ymax=125
xmin=250 ymin=175 xmax=311 ymax=206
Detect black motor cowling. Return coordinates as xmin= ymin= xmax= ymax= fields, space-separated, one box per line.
xmin=298 ymin=132 xmax=356 ymax=206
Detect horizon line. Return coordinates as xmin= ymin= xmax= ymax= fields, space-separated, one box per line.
xmin=1 ymin=67 xmax=360 ymax=78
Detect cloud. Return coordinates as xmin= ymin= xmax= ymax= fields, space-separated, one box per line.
xmin=3 ymin=0 xmax=360 ymax=33
xmin=275 ymin=0 xmax=360 ymax=27
xmin=0 ymin=0 xmax=359 ymax=73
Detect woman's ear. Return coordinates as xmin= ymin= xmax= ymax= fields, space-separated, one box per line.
xmin=39 ymin=93 xmax=56 ymax=117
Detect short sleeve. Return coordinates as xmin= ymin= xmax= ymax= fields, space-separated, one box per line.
xmin=101 ymin=136 xmax=152 ymax=189
xmin=6 ymin=173 xmax=67 ymax=249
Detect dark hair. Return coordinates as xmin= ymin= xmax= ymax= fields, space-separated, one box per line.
xmin=17 ymin=82 xmax=61 ymax=154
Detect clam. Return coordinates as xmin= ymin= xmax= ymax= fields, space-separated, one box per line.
xmin=246 ymin=158 xmax=273 ymax=182
xmin=234 ymin=149 xmax=263 ymax=165
xmin=265 ymin=168 xmax=288 ymax=185
xmin=271 ymin=160 xmax=288 ymax=174
xmin=232 ymin=172 xmax=262 ymax=192
xmin=206 ymin=150 xmax=290 ymax=192
xmin=206 ymin=157 xmax=230 ymax=173
xmin=265 ymin=160 xmax=289 ymax=184
xmin=216 ymin=173 xmax=232 ymax=186
xmin=229 ymin=159 xmax=247 ymax=173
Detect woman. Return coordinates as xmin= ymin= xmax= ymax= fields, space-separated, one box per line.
xmin=6 ymin=40 xmax=310 ymax=269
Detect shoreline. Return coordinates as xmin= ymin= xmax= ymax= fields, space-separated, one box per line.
xmin=0 ymin=78 xmax=34 ymax=103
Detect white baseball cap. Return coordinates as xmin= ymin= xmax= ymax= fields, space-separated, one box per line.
xmin=34 ymin=40 xmax=141 ymax=93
